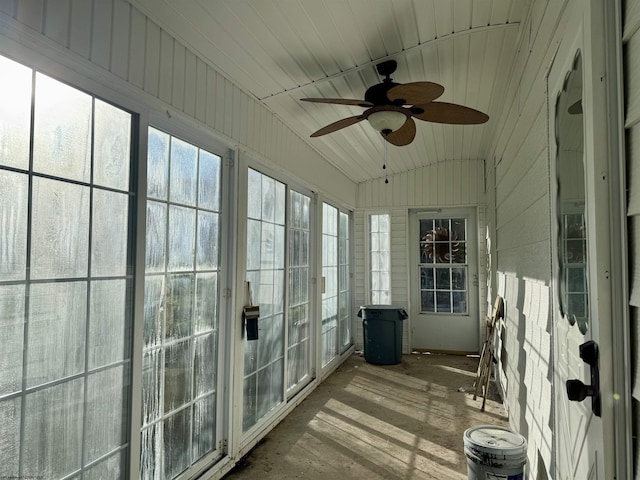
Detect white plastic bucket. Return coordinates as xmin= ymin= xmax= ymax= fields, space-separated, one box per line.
xmin=463 ymin=425 xmax=527 ymax=480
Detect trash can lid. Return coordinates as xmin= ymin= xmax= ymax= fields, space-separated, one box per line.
xmin=359 ymin=304 xmax=403 ymax=309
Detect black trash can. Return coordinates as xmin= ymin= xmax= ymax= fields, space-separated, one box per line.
xmin=358 ymin=305 xmax=408 ymax=365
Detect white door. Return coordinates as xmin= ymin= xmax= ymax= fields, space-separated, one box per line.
xmin=409 ymin=209 xmax=479 ymax=353
xmin=548 ymin=2 xmax=615 ymax=477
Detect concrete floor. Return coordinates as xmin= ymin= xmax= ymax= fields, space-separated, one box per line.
xmin=223 ymin=352 xmax=509 ymax=479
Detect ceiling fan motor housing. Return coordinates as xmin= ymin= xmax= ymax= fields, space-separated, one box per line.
xmin=364 ymin=82 xmax=404 ymax=106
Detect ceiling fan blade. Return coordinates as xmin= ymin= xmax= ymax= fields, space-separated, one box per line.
xmin=301 ymin=97 xmax=373 ymax=107
xmin=383 ymin=117 xmax=416 ymax=146
xmin=387 ymin=82 xmax=444 ymax=105
xmin=310 ymin=115 xmax=365 ymax=137
xmin=412 ymin=102 xmax=489 ymax=124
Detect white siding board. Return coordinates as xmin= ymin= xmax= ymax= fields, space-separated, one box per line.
xmin=194 ymin=57 xmax=207 ymax=124
xmin=90 ymin=0 xmax=112 ymax=70
xmin=214 ymin=73 xmax=226 ymax=135
xmin=16 ymin=0 xmax=42 ymax=32
xmin=110 ymin=0 xmax=130 ymax=80
xmin=127 ymin=6 xmax=145 ymax=88
xmin=183 ymin=49 xmax=196 ymax=118
xmin=158 ymin=29 xmax=173 ymax=105
xmin=43 ymin=0 xmax=69 ymax=47
xmin=143 ymin=20 xmax=160 ymax=97
xmin=68 ymin=0 xmax=91 ymax=58
xmin=171 ymin=42 xmax=185 ymax=111
xmin=205 ymin=65 xmax=216 ymax=128
xmin=232 ymin=84 xmax=242 ymax=143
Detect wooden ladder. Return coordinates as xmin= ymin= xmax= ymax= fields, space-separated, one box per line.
xmin=474 ymin=296 xmax=504 ymax=411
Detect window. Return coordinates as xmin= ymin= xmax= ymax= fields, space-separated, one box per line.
xmin=0 ymin=55 xmax=135 ymax=478
xmin=369 ymin=214 xmax=391 ymax=304
xmin=141 ymin=128 xmax=222 ymax=478
xmin=418 ymin=218 xmax=468 ymax=314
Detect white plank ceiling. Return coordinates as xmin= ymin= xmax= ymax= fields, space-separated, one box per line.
xmin=130 ymin=0 xmax=530 ymax=184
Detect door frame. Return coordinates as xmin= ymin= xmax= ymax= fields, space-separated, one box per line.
xmin=408 ymin=207 xmax=481 ymax=354
xmin=546 ymin=0 xmax=631 ymax=477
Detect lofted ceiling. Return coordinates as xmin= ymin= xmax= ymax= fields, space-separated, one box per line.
xmin=129 ymin=0 xmax=530 ymax=184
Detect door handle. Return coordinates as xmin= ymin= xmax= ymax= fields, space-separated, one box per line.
xmin=565 ymin=340 xmax=601 ymax=417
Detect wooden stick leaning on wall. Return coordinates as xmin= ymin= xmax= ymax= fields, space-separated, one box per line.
xmin=473 ymin=296 xmax=504 ymax=411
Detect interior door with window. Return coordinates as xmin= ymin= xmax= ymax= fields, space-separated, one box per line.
xmin=410 ymin=209 xmax=478 ymax=353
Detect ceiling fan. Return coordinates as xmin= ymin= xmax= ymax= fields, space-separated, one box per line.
xmin=301 ymin=60 xmax=489 ymax=146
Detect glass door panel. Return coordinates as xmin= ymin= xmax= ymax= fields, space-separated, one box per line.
xmin=243 ymin=169 xmax=286 ymax=432
xmin=287 ymin=190 xmax=312 ymax=395
xmin=141 ymin=128 xmax=222 ymax=479
xmin=0 ymin=56 xmax=134 ymax=479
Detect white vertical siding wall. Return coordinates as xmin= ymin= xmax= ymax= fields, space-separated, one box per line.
xmin=623 ymin=0 xmax=640 ymax=475
xmin=354 ymin=160 xmax=487 ymax=355
xmin=487 ymin=1 xmax=572 ymax=478
xmin=0 ymin=0 xmax=356 ymax=207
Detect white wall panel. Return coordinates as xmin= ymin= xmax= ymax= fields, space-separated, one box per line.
xmin=356 ymin=159 xmax=485 ymax=209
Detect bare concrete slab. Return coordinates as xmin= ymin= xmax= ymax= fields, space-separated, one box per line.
xmin=224 ymin=352 xmax=509 ymax=479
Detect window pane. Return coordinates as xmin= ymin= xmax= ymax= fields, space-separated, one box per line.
xmin=164 ymin=408 xmax=190 ymax=479
xmin=85 ymin=365 xmax=129 ymax=464
xmin=194 ymin=333 xmax=216 ymax=396
xmin=168 ymin=206 xmax=196 ymax=272
xmin=164 ymin=340 xmax=192 ymax=413
xmin=192 ymin=394 xmax=216 ymax=462
xmin=31 ymin=178 xmax=90 ymax=279
xmin=145 ymin=201 xmax=167 ymax=272
xmin=170 ymin=137 xmax=198 ymax=206
xmin=94 ymin=99 xmax=131 ymax=190
xmin=166 ymin=274 xmax=194 ymax=341
xmin=148 ymin=127 xmax=169 ymax=200
xmin=0 ymin=170 xmax=28 ymax=280
xmin=0 ymin=398 xmax=21 ymax=477
xmin=198 ymin=150 xmax=221 ymax=211
xmin=197 ymin=211 xmax=219 ymax=270
xmin=92 ymin=189 xmax=129 ymax=277
xmin=27 ymin=282 xmax=87 ymax=388
xmin=89 ymin=279 xmax=128 ymax=368
xmin=23 ymin=379 xmax=84 ymax=478
xmin=0 ymin=285 xmax=25 ymax=396
xmin=33 ymin=73 xmax=92 ymax=182
xmin=0 ymin=55 xmax=31 ymax=170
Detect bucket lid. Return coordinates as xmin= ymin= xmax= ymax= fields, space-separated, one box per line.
xmin=464 ymin=425 xmax=527 ymax=456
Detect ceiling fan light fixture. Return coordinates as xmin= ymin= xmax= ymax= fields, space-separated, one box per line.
xmin=367 ymin=110 xmax=406 ymax=133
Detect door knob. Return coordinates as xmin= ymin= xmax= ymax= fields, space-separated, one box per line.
xmin=565 ymin=340 xmax=601 ymax=417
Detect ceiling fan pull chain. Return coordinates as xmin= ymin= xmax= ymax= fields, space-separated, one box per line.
xmin=384 ymin=137 xmax=389 ymax=184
